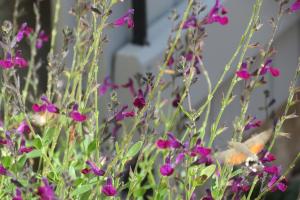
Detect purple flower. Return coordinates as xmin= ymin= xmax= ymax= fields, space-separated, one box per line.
xmin=236 ymin=62 xmax=251 ymax=80
xmin=156 ymin=133 xmax=182 ymax=150
xmin=37 ymin=178 xmax=57 ymax=200
xmin=16 ymin=121 xmax=31 ymax=134
xmin=260 ymin=59 xmax=280 ymax=77
xmin=18 ymin=137 xmax=34 ymax=154
xmin=290 ymin=0 xmax=300 ymax=12
xmin=69 ymin=104 xmax=87 ymax=122
xmin=16 ymin=23 xmax=33 ymax=42
xmin=167 ymin=55 xmax=174 ymax=67
xmin=99 ymin=76 xmax=119 ymax=96
xmin=133 ymin=90 xmax=146 ymax=109
xmin=160 ymin=157 xmax=175 ymax=176
xmin=183 ymin=15 xmax=197 ymax=29
xmin=86 ymin=160 xmax=105 ymax=176
xmin=113 ymin=9 xmax=134 ymax=29
xmin=12 ymin=188 xmax=23 ymax=200
xmin=264 ymin=166 xmax=280 ymax=176
xmin=0 ymin=53 xmax=28 ymax=69
xmin=204 ymin=0 xmax=229 ymax=26
xmin=122 ymin=78 xmax=136 ymax=97
xmin=0 ymin=164 xmax=7 ymax=175
xmin=268 ymin=175 xmax=288 ymax=192
xmin=36 ymin=31 xmax=49 ymax=49
xmin=245 ymin=117 xmax=262 ymax=130
xmin=32 ymin=96 xmax=59 ymax=113
xmin=202 ymin=189 xmax=214 ymax=200
xmin=260 ymin=152 xmax=276 ymax=163
xmin=189 ymin=140 xmax=213 ymax=166
xmin=102 ymin=178 xmax=117 ymax=197
xmin=115 ymin=106 xmax=135 ymax=121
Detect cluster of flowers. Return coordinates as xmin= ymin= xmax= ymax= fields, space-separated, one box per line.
xmin=0 ymin=23 xmax=48 ymax=69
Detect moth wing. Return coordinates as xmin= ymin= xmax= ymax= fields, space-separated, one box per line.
xmin=215 ymin=148 xmax=248 ymax=166
xmin=244 ymin=129 xmax=273 ymax=155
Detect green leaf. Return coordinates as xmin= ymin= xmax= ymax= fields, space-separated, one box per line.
xmin=1 ymin=156 xmax=12 ymax=168
xmin=200 ymin=164 xmax=216 ymax=178
xmin=43 ymin=127 xmax=56 ymax=146
xmin=26 ymin=149 xmax=42 ymax=158
xmin=17 ymin=155 xmax=27 ymax=170
xmin=87 ymin=141 xmax=96 ymax=155
xmin=33 ymin=136 xmax=43 ymax=149
xmin=71 ymin=184 xmax=92 ymax=196
xmin=126 ymin=141 xmax=143 ymax=158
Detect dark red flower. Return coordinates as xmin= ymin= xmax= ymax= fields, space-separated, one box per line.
xmin=133 ymin=90 xmax=146 ymax=109
xmin=204 ymin=0 xmax=229 ymax=26
xmin=69 ymin=104 xmax=87 ymax=122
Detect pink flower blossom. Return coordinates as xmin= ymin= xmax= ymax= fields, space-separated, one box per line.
xmin=37 ymin=178 xmax=57 ymax=200
xmin=236 ymin=62 xmax=251 ymax=80
xmin=245 ymin=117 xmax=262 ymax=130
xmin=32 ymin=96 xmax=59 ymax=113
xmin=18 ymin=137 xmax=34 ymax=154
xmin=183 ymin=15 xmax=197 ymax=29
xmin=69 ymin=104 xmax=87 ymax=122
xmin=16 ymin=121 xmax=31 ymax=134
xmin=122 ymin=78 xmax=136 ymax=97
xmin=0 ymin=52 xmax=28 ymax=69
xmin=115 ymin=106 xmax=135 ymax=121
xmin=99 ymin=76 xmax=119 ymax=96
xmin=102 ymin=178 xmax=117 ymax=197
xmin=260 ymin=59 xmax=280 ymax=77
xmin=113 ymin=9 xmax=134 ymax=29
xmin=16 ymin=23 xmax=33 ymax=42
xmin=36 ymin=31 xmax=49 ymax=49
xmin=156 ymin=132 xmax=182 ymax=150
xmin=290 ymin=0 xmax=300 ymax=12
xmin=204 ymin=0 xmax=229 ymax=26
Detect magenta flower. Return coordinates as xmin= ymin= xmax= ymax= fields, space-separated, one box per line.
xmin=260 ymin=151 xmax=276 ymax=163
xmin=156 ymin=132 xmax=182 ymax=150
xmin=36 ymin=31 xmax=49 ymax=49
xmin=183 ymin=15 xmax=197 ymax=29
xmin=16 ymin=23 xmax=33 ymax=42
xmin=115 ymin=106 xmax=135 ymax=121
xmin=16 ymin=121 xmax=31 ymax=134
xmin=12 ymin=188 xmax=23 ymax=200
xmin=160 ymin=157 xmax=175 ymax=176
xmin=260 ymin=59 xmax=280 ymax=77
xmin=0 ymin=164 xmax=7 ymax=175
xmin=18 ymin=137 xmax=34 ymax=154
xmin=264 ymin=166 xmax=280 ymax=176
xmin=102 ymin=178 xmax=117 ymax=197
xmin=0 ymin=52 xmax=28 ymax=69
xmin=133 ymin=90 xmax=146 ymax=109
xmin=99 ymin=76 xmax=119 ymax=96
xmin=113 ymin=9 xmax=134 ymax=28
xmin=85 ymin=160 xmax=105 ymax=176
xmin=32 ymin=96 xmax=59 ymax=113
xmin=236 ymin=62 xmax=251 ymax=80
xmin=290 ymin=0 xmax=300 ymax=12
xmin=37 ymin=178 xmax=57 ymax=200
xmin=69 ymin=104 xmax=87 ymax=122
xmin=245 ymin=117 xmax=262 ymax=130
xmin=268 ymin=175 xmax=288 ymax=192
xmin=204 ymin=0 xmax=229 ymax=25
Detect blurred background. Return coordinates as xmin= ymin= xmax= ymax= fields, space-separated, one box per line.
xmin=0 ymin=0 xmax=300 ymax=199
